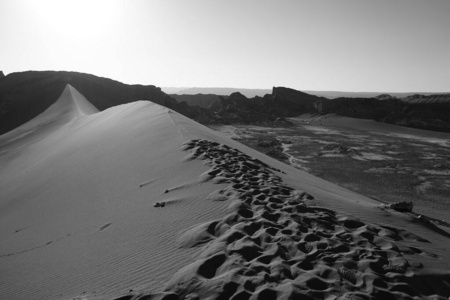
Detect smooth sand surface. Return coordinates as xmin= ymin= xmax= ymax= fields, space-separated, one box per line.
xmin=0 ymin=86 xmax=449 ymax=300
xmin=294 ymin=113 xmax=450 ymax=141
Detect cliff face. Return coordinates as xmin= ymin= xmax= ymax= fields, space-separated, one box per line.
xmin=270 ymin=86 xmax=322 ymax=115
xmin=0 ymin=71 xmax=215 ymax=135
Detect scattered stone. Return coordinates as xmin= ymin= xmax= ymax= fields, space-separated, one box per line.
xmin=389 ymin=201 xmax=413 ymax=212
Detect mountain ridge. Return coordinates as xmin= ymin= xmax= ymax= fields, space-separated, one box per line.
xmin=1 ymin=71 xmax=450 ymax=134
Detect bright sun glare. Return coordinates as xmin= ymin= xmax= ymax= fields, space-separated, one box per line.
xmin=27 ymin=0 xmax=121 ymax=38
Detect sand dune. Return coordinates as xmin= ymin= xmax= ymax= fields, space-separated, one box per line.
xmin=0 ymin=86 xmax=449 ymax=300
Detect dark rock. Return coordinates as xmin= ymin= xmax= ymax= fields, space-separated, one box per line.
xmin=389 ymin=201 xmax=413 ymax=212
xmin=271 ymin=86 xmax=322 ymax=115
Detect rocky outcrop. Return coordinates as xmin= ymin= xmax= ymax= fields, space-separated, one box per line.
xmin=270 ymin=86 xmax=323 ymax=114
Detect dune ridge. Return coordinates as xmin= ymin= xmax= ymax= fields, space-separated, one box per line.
xmin=0 ymin=86 xmax=234 ymax=300
xmin=0 ymin=84 xmax=98 ymax=149
xmin=1 ymin=86 xmax=450 ymax=300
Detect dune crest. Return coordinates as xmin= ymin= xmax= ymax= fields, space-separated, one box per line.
xmin=0 ymin=84 xmax=99 ymax=142
xmin=1 ymin=87 xmax=449 ymax=300
xmin=34 ymin=83 xmax=99 ymax=123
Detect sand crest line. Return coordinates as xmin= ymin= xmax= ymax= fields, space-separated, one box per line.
xmin=115 ymin=139 xmax=450 ymax=300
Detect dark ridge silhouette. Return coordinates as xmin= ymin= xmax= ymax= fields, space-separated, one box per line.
xmin=271 ymin=86 xmax=324 ymax=113
xmin=172 ymin=87 xmax=272 ymax=98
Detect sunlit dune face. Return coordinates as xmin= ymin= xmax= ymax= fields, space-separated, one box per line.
xmin=26 ymin=0 xmax=122 ymax=38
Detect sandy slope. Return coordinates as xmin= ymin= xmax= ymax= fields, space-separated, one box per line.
xmin=0 ymin=86 xmax=449 ymax=300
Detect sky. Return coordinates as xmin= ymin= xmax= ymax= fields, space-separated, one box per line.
xmin=0 ymin=0 xmax=449 ymax=92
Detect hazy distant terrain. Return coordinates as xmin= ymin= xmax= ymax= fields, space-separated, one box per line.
xmin=163 ymin=87 xmax=272 ymax=98
xmin=163 ymin=86 xmax=448 ymax=99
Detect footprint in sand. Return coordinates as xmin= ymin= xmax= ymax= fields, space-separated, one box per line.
xmin=152 ymin=139 xmax=449 ymax=300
